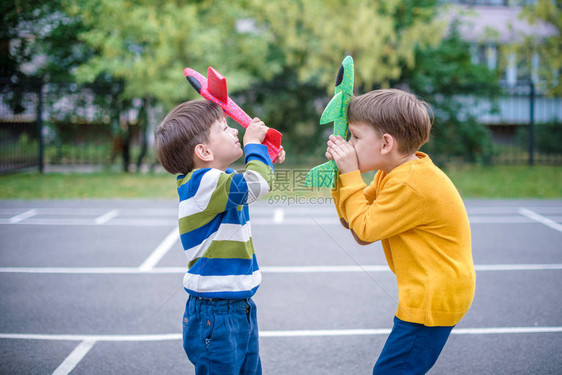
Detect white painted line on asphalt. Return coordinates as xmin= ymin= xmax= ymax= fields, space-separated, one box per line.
xmin=138 ymin=227 xmax=179 ymax=271
xmin=273 ymin=208 xmax=284 ymax=224
xmin=466 ymin=207 xmax=520 ymax=214
xmin=474 ymin=264 xmax=562 ymax=271
xmin=1 ymin=206 xmax=562 ymax=217
xmin=94 ymin=210 xmax=118 ymax=225
xmin=0 ymin=333 xmax=180 ymax=341
xmin=468 ymin=216 xmax=534 ymax=223
xmin=8 ymin=209 xmax=37 ymax=224
xmin=262 ymin=265 xmax=391 ymax=273
xmin=265 ymin=264 xmax=562 ymax=272
xmin=519 ymin=208 xmax=562 ymax=233
xmin=108 ymin=219 xmax=176 ymax=226
xmin=451 ymin=327 xmax=562 ymax=335
xmin=5 ymin=218 xmax=96 ymax=226
xmin=1 ymin=264 xmax=562 ymax=274
xmin=466 ymin=207 xmax=562 ymax=215
xmin=0 ymin=215 xmax=560 ymax=226
xmin=4 ymin=207 xmax=562 ymax=226
xmin=2 ymin=327 xmax=562 ymax=342
xmin=0 ymin=208 xmax=178 ymax=216
xmin=262 ymin=326 xmax=562 ymax=337
xmin=0 ymin=218 xmax=176 ymax=226
xmin=260 ymin=329 xmax=391 ymax=337
xmin=0 ymin=267 xmax=184 ymax=274
xmin=0 ymin=208 xmax=32 ymax=214
xmin=52 ymin=340 xmax=96 ymax=375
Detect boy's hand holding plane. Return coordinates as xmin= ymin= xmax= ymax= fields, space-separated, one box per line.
xmin=326 ymin=134 xmax=358 ymax=174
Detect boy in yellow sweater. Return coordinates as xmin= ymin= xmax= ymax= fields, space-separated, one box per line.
xmin=326 ymin=89 xmax=475 ymax=374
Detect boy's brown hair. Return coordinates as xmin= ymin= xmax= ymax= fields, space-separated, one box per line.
xmin=155 ymin=99 xmax=223 ymax=174
xmin=348 ymin=89 xmax=433 ymax=154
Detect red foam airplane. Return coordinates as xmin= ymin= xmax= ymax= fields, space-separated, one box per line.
xmin=184 ymin=67 xmax=283 ymax=163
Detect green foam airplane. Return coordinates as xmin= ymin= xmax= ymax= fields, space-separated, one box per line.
xmin=304 ymin=55 xmax=354 ymax=188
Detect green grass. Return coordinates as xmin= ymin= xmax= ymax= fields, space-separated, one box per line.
xmin=443 ymin=165 xmax=562 ymax=198
xmin=0 ymin=172 xmax=178 ymax=200
xmin=0 ymin=166 xmax=561 ymax=199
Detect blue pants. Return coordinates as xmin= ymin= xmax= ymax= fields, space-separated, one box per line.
xmin=373 ymin=316 xmax=454 ymax=375
xmin=182 ymin=296 xmax=261 ymax=375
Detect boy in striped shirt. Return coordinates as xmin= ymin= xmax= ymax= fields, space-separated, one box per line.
xmin=155 ymin=99 xmax=285 ymax=375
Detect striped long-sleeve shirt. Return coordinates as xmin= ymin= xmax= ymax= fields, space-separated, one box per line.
xmin=176 ymin=144 xmax=273 ymax=299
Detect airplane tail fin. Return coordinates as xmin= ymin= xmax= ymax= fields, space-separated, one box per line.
xmin=304 ymin=160 xmax=338 ymax=188
xmin=207 ymin=67 xmax=228 ymax=103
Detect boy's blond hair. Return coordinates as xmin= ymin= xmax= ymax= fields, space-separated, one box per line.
xmin=348 ymin=89 xmax=433 ymax=154
xmin=155 ymin=100 xmax=223 ymax=174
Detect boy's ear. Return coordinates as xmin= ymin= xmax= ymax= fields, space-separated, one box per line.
xmin=380 ymin=133 xmax=394 ymax=155
xmin=194 ymin=144 xmax=214 ymax=162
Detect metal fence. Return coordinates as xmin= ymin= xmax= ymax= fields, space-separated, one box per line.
xmin=0 ymin=79 xmax=43 ymax=173
xmin=0 ymin=80 xmax=131 ymax=173
xmin=475 ymin=81 xmax=562 ymax=165
xmin=0 ymin=79 xmax=561 ymax=173
xmin=41 ymin=82 xmax=122 ymax=167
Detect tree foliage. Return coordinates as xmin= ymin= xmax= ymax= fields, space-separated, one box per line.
xmin=66 ymin=0 xmax=280 ymax=108
xmin=518 ymin=0 xmax=561 ymax=95
xmin=242 ymin=0 xmax=444 ymax=92
xmin=4 ymin=0 xmax=506 ymax=163
xmin=403 ymin=26 xmax=500 ymax=164
xmin=65 ymin=0 xmax=444 ymax=107
xmin=58 ymin=0 xmax=448 ymax=157
xmin=1 ymin=0 xmax=92 ymax=82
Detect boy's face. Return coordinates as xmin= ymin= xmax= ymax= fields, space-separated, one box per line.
xmin=348 ymin=121 xmax=385 ymax=173
xmin=206 ymin=117 xmax=243 ymax=169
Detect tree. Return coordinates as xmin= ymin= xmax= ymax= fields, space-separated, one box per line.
xmin=239 ymin=0 xmax=446 ymax=155
xmin=6 ymin=1 xmax=497 ymax=166
xmin=66 ymin=0 xmax=280 ymax=109
xmin=402 ymin=25 xmax=500 ymax=165
xmin=1 ymin=1 xmax=41 ymax=80
xmin=1 ymin=1 xmax=93 ymax=82
xmin=65 ymin=0 xmax=289 ymax=168
xmin=518 ymin=0 xmax=561 ymax=95
xmin=247 ymin=0 xmax=444 ymax=92
xmin=60 ymin=0 xmax=448 ymax=158
xmin=1 ymin=1 xmax=82 ymax=115
xmin=68 ymin=0 xmax=445 ymax=102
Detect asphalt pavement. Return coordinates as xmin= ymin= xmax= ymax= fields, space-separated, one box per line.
xmin=0 ymin=199 xmax=561 ymax=374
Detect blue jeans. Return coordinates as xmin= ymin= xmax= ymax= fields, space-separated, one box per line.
xmin=373 ymin=316 xmax=454 ymax=375
xmin=182 ymin=296 xmax=261 ymax=375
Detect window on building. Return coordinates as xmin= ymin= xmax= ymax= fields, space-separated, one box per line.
xmin=439 ymin=0 xmax=537 ymax=5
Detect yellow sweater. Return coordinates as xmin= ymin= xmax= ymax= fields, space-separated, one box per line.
xmin=332 ymin=152 xmax=475 ymax=326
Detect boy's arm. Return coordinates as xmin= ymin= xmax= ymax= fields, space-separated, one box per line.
xmin=331 ymin=174 xmax=377 ymax=245
xmin=242 ymin=143 xmax=274 ymax=204
xmin=241 ymin=118 xmax=275 ymax=204
xmin=363 ymin=175 xmax=378 ymax=204
xmin=337 ymin=170 xmax=424 ymax=243
xmin=218 ymin=143 xmax=273 ymax=210
xmin=178 ymin=144 xmax=273 ymax=219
